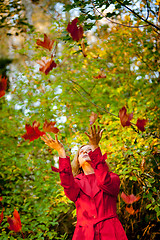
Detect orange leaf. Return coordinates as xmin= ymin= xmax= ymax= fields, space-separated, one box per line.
xmin=67 ymin=18 xmax=83 ymax=41
xmin=37 ymin=57 xmax=57 ymax=75
xmin=22 ymin=121 xmax=45 ymax=142
xmin=119 ymin=106 xmax=133 ymax=127
xmin=121 ymin=192 xmax=140 ymax=204
xmin=43 ymin=119 xmax=59 ymax=134
xmin=89 ymin=112 xmax=98 ymax=125
xmin=36 ymin=33 xmax=54 ymax=51
xmin=136 ymin=118 xmax=148 ymax=132
xmin=7 ymin=209 xmax=22 ymax=232
xmin=126 ymin=206 xmax=139 ymax=215
xmin=0 ymin=75 xmax=7 ymax=98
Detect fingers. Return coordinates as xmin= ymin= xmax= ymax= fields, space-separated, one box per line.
xmin=84 ymin=131 xmax=91 ymax=138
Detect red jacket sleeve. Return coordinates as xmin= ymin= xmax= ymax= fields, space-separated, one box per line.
xmin=88 ymin=147 xmax=120 ymax=197
xmin=58 ymin=156 xmax=80 ymax=202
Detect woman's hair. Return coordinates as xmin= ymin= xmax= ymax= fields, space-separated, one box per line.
xmin=71 ymin=145 xmax=111 ymax=177
xmin=71 ymin=145 xmax=85 ymax=177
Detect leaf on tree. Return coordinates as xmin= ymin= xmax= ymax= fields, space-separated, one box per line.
xmin=36 ymin=34 xmax=55 ymax=51
xmin=0 ymin=210 xmax=4 ymax=225
xmin=7 ymin=209 xmax=22 ymax=232
xmin=0 ymin=75 xmax=7 ymax=98
xmin=126 ymin=206 xmax=139 ymax=215
xmin=136 ymin=118 xmax=148 ymax=132
xmin=121 ymin=192 xmax=140 ymax=204
xmin=89 ymin=112 xmax=98 ymax=125
xmin=67 ymin=18 xmax=83 ymax=41
xmin=43 ymin=119 xmax=59 ymax=133
xmin=37 ymin=57 xmax=57 ymax=75
xmin=119 ymin=106 xmax=133 ymax=127
xmin=22 ymin=121 xmax=45 ymax=142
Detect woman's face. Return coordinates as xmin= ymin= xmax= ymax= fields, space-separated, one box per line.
xmin=78 ymin=145 xmax=92 ymax=167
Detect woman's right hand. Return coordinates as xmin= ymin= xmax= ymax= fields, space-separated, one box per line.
xmin=41 ymin=133 xmax=66 ymax=158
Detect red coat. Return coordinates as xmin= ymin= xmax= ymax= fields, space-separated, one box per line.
xmin=57 ymin=147 xmax=128 ymax=240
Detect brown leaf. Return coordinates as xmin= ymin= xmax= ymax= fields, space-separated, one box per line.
xmin=89 ymin=112 xmax=98 ymax=125
xmin=37 ymin=57 xmax=57 ymax=75
xmin=43 ymin=119 xmax=59 ymax=133
xmin=119 ymin=106 xmax=133 ymax=127
xmin=36 ymin=34 xmax=54 ymax=51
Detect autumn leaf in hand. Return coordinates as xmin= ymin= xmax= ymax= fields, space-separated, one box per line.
xmin=36 ymin=34 xmax=54 ymax=51
xmin=0 ymin=75 xmax=7 ymax=98
xmin=136 ymin=118 xmax=148 ymax=132
xmin=43 ymin=119 xmax=59 ymax=134
xmin=22 ymin=121 xmax=45 ymax=142
xmin=121 ymin=192 xmax=140 ymax=204
xmin=67 ymin=18 xmax=83 ymax=41
xmin=119 ymin=106 xmax=133 ymax=127
xmin=126 ymin=206 xmax=139 ymax=215
xmin=37 ymin=57 xmax=57 ymax=75
xmin=7 ymin=209 xmax=22 ymax=232
xmin=89 ymin=112 xmax=98 ymax=125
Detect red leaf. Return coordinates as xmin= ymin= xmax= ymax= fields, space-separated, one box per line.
xmin=0 ymin=196 xmax=2 ymax=201
xmin=119 ymin=106 xmax=133 ymax=127
xmin=93 ymin=73 xmax=106 ymax=79
xmin=136 ymin=118 xmax=148 ymax=132
xmin=89 ymin=112 xmax=98 ymax=125
xmin=43 ymin=119 xmax=59 ymax=133
xmin=37 ymin=57 xmax=57 ymax=75
xmin=0 ymin=75 xmax=7 ymax=98
xmin=36 ymin=34 xmax=54 ymax=51
xmin=0 ymin=210 xmax=4 ymax=225
xmin=22 ymin=121 xmax=45 ymax=142
xmin=121 ymin=192 xmax=140 ymax=204
xmin=126 ymin=206 xmax=139 ymax=215
xmin=7 ymin=209 xmax=22 ymax=232
xmin=67 ymin=18 xmax=83 ymax=41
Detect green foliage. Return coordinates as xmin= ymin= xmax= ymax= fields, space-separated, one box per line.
xmin=0 ymin=0 xmax=160 ymax=239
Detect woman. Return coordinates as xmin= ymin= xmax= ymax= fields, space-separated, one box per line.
xmin=41 ymin=125 xmax=128 ymax=240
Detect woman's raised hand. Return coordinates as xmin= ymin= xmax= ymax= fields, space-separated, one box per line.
xmin=41 ymin=133 xmax=66 ymax=158
xmin=85 ymin=125 xmax=104 ymax=150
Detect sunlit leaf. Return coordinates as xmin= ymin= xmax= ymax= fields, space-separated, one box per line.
xmin=119 ymin=106 xmax=133 ymax=127
xmin=43 ymin=119 xmax=59 ymax=133
xmin=22 ymin=121 xmax=45 ymax=142
xmin=121 ymin=192 xmax=141 ymax=204
xmin=37 ymin=57 xmax=57 ymax=75
xmin=36 ymin=33 xmax=55 ymax=51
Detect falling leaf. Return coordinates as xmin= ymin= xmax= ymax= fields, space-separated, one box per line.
xmin=81 ymin=39 xmax=87 ymax=57
xmin=37 ymin=57 xmax=57 ymax=75
xmin=93 ymin=73 xmax=106 ymax=79
xmin=36 ymin=34 xmax=54 ymax=51
xmin=126 ymin=206 xmax=139 ymax=215
xmin=22 ymin=121 xmax=45 ymax=142
xmin=0 ymin=196 xmax=2 ymax=201
xmin=67 ymin=18 xmax=83 ymax=41
xmin=0 ymin=75 xmax=7 ymax=98
xmin=89 ymin=112 xmax=98 ymax=125
xmin=136 ymin=118 xmax=148 ymax=132
xmin=43 ymin=119 xmax=59 ymax=133
xmin=121 ymin=192 xmax=140 ymax=204
xmin=0 ymin=210 xmax=4 ymax=225
xmin=7 ymin=209 xmax=22 ymax=232
xmin=119 ymin=106 xmax=133 ymax=127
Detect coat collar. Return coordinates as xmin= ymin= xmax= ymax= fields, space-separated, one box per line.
xmin=75 ymin=173 xmax=100 ymax=198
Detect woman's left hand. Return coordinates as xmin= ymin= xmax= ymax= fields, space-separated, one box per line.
xmin=85 ymin=125 xmax=104 ymax=150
